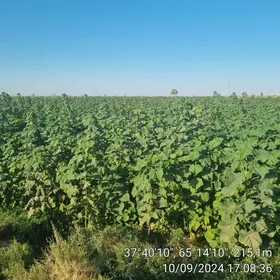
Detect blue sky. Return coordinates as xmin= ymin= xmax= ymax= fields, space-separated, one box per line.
xmin=1 ymin=0 xmax=280 ymax=96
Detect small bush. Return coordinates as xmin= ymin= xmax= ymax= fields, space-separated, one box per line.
xmin=0 ymin=239 xmax=32 ymax=279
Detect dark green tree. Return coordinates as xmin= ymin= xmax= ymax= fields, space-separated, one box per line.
xmin=170 ymin=89 xmax=178 ymax=96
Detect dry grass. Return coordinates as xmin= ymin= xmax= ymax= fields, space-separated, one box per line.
xmin=4 ymin=227 xmax=111 ymax=280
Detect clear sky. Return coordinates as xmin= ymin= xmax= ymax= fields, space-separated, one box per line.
xmin=1 ymin=0 xmax=280 ymax=96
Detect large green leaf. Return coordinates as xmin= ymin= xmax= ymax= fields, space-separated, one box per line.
xmin=255 ymin=165 xmax=270 ymax=180
xmin=158 ymin=197 xmax=168 ymax=208
xmin=156 ymin=168 xmax=164 ymax=181
xmin=255 ymin=218 xmax=268 ymax=234
xmin=189 ymin=164 xmax=203 ymax=175
xmin=257 ymin=150 xmax=274 ymax=163
xmin=209 ymin=137 xmax=223 ymax=149
xmin=244 ymin=199 xmax=255 ymax=214
xmin=218 ymin=216 xmax=237 ymax=244
xmin=120 ymin=193 xmax=130 ymax=202
xmin=238 ymin=230 xmax=262 ymax=251
xmin=219 ymin=200 xmax=237 ymax=215
xmin=221 ymin=171 xmax=244 ymax=196
xmin=199 ymin=192 xmax=209 ymax=202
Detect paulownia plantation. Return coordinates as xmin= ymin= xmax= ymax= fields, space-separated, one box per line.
xmin=0 ymin=92 xmax=280 ymax=278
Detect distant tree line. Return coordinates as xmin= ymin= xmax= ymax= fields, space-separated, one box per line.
xmin=213 ymin=91 xmax=265 ymax=98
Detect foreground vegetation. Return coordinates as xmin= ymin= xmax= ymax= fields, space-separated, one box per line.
xmin=1 ymin=210 xmax=280 ymax=280
xmin=0 ymin=212 xmax=280 ymax=280
xmin=0 ymin=93 xmax=280 ymax=279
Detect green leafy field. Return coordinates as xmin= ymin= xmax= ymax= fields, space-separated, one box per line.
xmin=0 ymin=92 xmax=280 ymax=279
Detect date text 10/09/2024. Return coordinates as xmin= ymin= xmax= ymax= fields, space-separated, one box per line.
xmin=163 ymin=263 xmax=272 ymax=274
